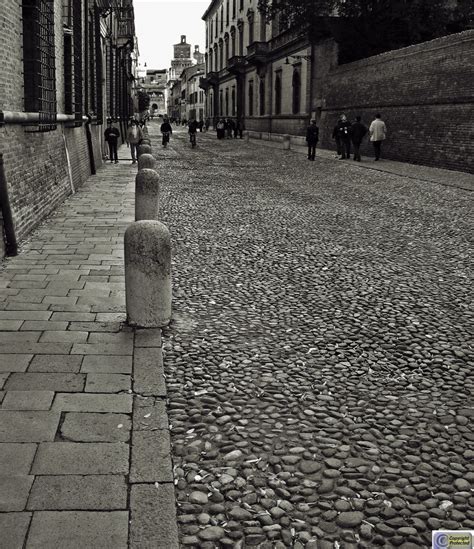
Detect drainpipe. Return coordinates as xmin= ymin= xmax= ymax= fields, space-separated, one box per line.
xmin=0 ymin=153 xmax=18 ymax=256
xmin=85 ymin=115 xmax=96 ymax=175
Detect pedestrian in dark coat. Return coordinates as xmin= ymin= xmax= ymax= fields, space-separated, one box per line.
xmin=350 ymin=116 xmax=368 ymax=161
xmin=306 ymin=120 xmax=319 ymax=161
xmin=235 ymin=119 xmax=244 ymax=139
xmin=104 ymin=120 xmax=120 ymax=163
xmin=216 ymin=119 xmax=225 ymax=139
xmin=334 ymin=114 xmax=352 ymax=159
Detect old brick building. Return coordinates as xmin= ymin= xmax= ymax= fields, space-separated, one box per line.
xmin=200 ymin=0 xmax=474 ymax=173
xmin=0 ymin=0 xmax=137 ymax=257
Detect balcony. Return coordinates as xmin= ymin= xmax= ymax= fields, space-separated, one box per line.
xmin=199 ymin=72 xmax=219 ymax=90
xmin=246 ymin=41 xmax=269 ymax=65
xmin=227 ymin=55 xmax=246 ymax=75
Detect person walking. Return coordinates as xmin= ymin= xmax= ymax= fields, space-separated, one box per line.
xmin=216 ymin=119 xmax=225 ymax=139
xmin=104 ymin=120 xmax=120 ymax=163
xmin=350 ymin=116 xmax=368 ymax=162
xmin=126 ymin=119 xmax=144 ymax=164
xmin=205 ymin=118 xmax=211 ymax=132
xmin=235 ymin=118 xmax=244 ymax=139
xmin=369 ymin=113 xmax=387 ymax=161
xmin=334 ymin=114 xmax=352 ymax=159
xmin=160 ymin=118 xmax=173 ymax=148
xmin=188 ymin=118 xmax=198 ymax=147
xmin=306 ymin=119 xmax=319 ymax=161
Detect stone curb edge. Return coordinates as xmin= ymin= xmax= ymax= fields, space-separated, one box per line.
xmin=130 ymin=328 xmax=179 ymax=549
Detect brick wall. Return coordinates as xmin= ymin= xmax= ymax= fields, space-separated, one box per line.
xmin=315 ymin=31 xmax=474 ymax=173
xmin=0 ymin=0 xmax=104 ymax=251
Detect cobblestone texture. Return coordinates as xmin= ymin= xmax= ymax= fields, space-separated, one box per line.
xmin=152 ymin=125 xmax=473 ymax=548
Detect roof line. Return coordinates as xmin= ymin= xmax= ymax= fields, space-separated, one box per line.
xmin=202 ymin=0 xmax=220 ymax=20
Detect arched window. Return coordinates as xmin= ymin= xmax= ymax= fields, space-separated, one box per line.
xmin=292 ymin=69 xmax=301 ymax=114
xmin=275 ymin=73 xmax=282 ymax=115
xmin=231 ymin=87 xmax=236 ymax=116
xmin=219 ymin=89 xmax=223 ymax=116
xmin=214 ymin=49 xmax=218 ymax=72
xmin=259 ymin=79 xmax=265 ymax=116
xmin=248 ymin=80 xmax=254 ymax=116
xmin=225 ymin=88 xmax=229 ymax=116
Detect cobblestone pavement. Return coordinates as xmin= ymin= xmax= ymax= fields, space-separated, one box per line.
xmin=154 ymin=123 xmax=473 ymax=548
xmin=0 ymin=151 xmax=178 ymax=549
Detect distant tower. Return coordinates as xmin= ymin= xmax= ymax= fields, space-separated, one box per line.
xmin=170 ymin=35 xmax=193 ymax=79
xmin=194 ymin=45 xmax=205 ymax=65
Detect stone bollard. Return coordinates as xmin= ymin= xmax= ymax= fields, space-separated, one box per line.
xmin=138 ymin=153 xmax=156 ymax=171
xmin=135 ymin=168 xmax=160 ymax=221
xmin=137 ymin=144 xmax=152 ymax=157
xmin=140 ymin=139 xmax=151 ymax=145
xmin=125 ymin=221 xmax=171 ymax=327
xmin=283 ymin=134 xmax=291 ymax=150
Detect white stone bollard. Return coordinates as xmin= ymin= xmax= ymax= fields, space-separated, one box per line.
xmin=135 ymin=168 xmax=159 ymax=221
xmin=138 ymin=153 xmax=156 ymax=171
xmin=125 ymin=220 xmax=171 ymax=327
xmin=283 ymin=134 xmax=291 ymax=150
xmin=137 ymin=144 xmax=152 ymax=157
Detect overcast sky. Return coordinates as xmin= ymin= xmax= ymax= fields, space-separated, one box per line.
xmin=135 ymin=0 xmax=208 ymax=70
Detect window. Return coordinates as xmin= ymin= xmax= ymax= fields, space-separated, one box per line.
xmin=214 ymin=49 xmax=218 ymax=71
xmin=215 ymin=15 xmax=218 ymax=37
xmin=292 ymin=69 xmax=301 ymax=114
xmin=220 ymin=7 xmax=224 ymax=32
xmin=240 ymin=0 xmax=243 ymax=11
xmin=231 ymin=30 xmax=236 ymax=57
xmin=224 ymin=36 xmax=229 ymax=65
xmin=231 ymin=87 xmax=236 ymax=116
xmin=238 ymin=26 xmax=243 ymax=56
xmin=232 ymin=0 xmax=236 ymax=19
xmin=226 ymin=0 xmax=229 ymax=25
xmin=248 ymin=13 xmax=254 ymax=44
xmin=219 ymin=42 xmax=224 ymax=70
xmin=225 ymin=88 xmax=229 ymax=116
xmin=259 ymin=79 xmax=265 ymax=116
xmin=23 ymin=0 xmax=57 ymax=131
xmin=219 ymin=89 xmax=223 ymax=116
xmin=260 ymin=12 xmax=266 ymax=41
xmin=275 ymin=72 xmax=282 ymax=115
xmin=248 ymin=80 xmax=254 ymax=116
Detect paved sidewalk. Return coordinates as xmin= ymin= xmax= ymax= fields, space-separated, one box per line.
xmin=0 ymin=149 xmax=178 ymax=548
xmin=247 ymin=135 xmax=474 ymax=191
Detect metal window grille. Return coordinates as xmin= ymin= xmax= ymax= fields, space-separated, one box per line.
xmin=73 ymin=0 xmax=83 ymax=124
xmin=63 ymin=0 xmax=73 ymax=113
xmin=94 ymin=8 xmax=103 ymax=123
xmin=23 ymin=0 xmax=57 ymax=132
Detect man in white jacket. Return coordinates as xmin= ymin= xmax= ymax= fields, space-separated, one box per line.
xmin=369 ymin=113 xmax=387 ymax=161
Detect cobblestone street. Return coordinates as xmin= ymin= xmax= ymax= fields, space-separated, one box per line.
xmin=154 ymin=124 xmax=473 ymax=548
xmin=0 ymin=120 xmax=472 ymax=549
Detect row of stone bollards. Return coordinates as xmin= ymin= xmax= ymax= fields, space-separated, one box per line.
xmin=124 ymin=140 xmax=172 ymax=328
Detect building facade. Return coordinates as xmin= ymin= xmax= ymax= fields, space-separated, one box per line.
xmin=181 ymin=64 xmax=206 ymax=121
xmin=200 ymin=0 xmax=312 ymax=134
xmin=0 ymin=0 xmax=136 ymax=256
xmin=140 ymin=69 xmax=168 ymax=116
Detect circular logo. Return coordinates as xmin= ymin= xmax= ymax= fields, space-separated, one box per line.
xmin=433 ymin=532 xmax=449 ymax=549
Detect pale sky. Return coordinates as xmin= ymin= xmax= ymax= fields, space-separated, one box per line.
xmin=134 ymin=0 xmax=208 ymax=71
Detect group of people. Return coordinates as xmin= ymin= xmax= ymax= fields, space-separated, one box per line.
xmin=306 ymin=113 xmax=387 ymax=162
xmin=104 ymin=118 xmax=146 ymax=164
xmin=216 ymin=118 xmax=244 ymax=140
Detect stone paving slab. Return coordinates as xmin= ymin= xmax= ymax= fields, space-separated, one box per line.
xmin=0 ymin=443 xmax=37 ymax=475
xmin=130 ymin=484 xmax=179 ymax=549
xmin=26 ymin=511 xmax=129 ymax=549
xmin=60 ymin=412 xmax=131 ymax=442
xmin=0 ymin=512 xmax=32 ymax=549
xmin=0 ymin=354 xmax=32 ymax=372
xmin=31 ymin=442 xmax=129 ymax=475
xmin=80 ymin=354 xmax=132 ymax=373
xmin=0 ymin=411 xmax=60 ymax=442
xmin=27 ymin=475 xmax=128 ymax=510
xmin=0 ymin=476 xmax=34 ymax=511
xmin=133 ymin=347 xmax=167 ymax=397
xmin=1 ymin=390 xmax=55 ymax=410
xmin=130 ymin=430 xmax=173 ymax=483
xmin=5 ymin=373 xmax=85 ymax=392
xmin=28 ymin=354 xmax=83 ymax=373
xmin=53 ymin=393 xmax=133 ymax=413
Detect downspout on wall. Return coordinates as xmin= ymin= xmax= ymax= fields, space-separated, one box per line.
xmin=0 ymin=152 xmax=18 ymax=256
